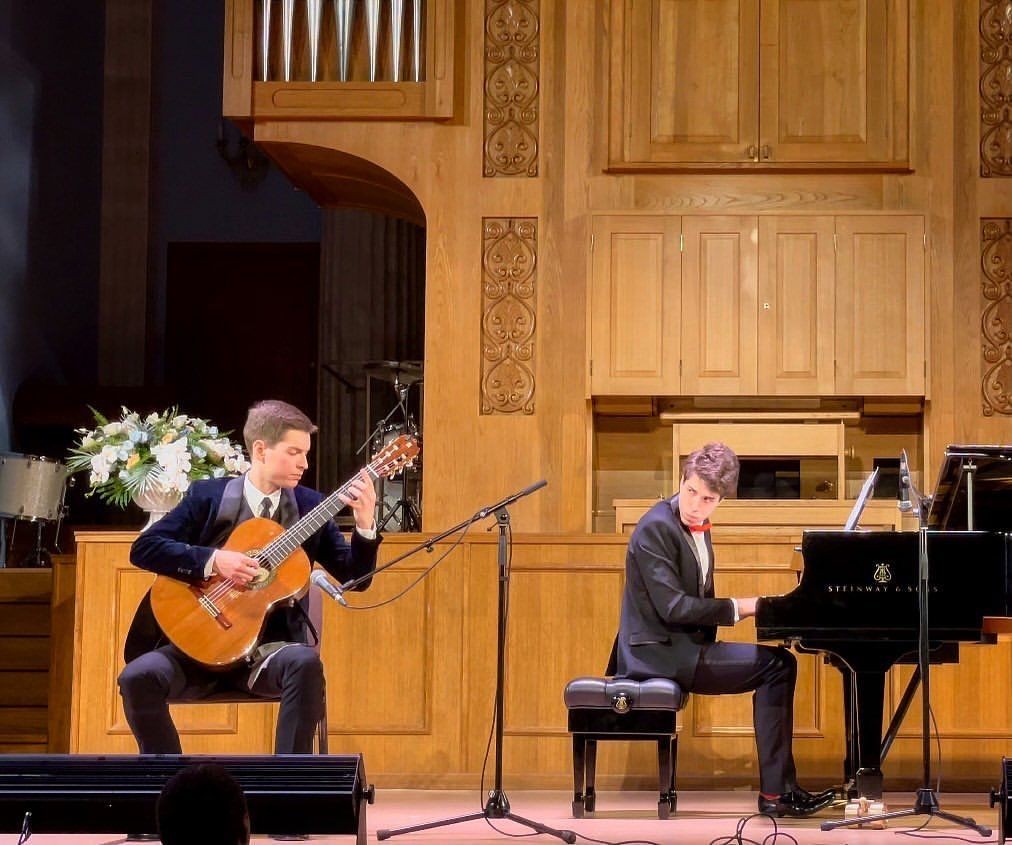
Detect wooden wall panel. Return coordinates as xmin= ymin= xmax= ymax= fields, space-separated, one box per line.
xmin=0 ymin=570 xmax=51 ymax=753
xmin=63 ymin=529 xmax=1012 ymax=789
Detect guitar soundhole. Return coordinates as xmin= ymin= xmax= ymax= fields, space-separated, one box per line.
xmin=243 ymin=548 xmax=274 ymax=591
xmin=249 ymin=567 xmax=272 ymax=589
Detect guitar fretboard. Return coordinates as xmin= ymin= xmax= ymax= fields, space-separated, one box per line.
xmin=255 ymin=465 xmax=382 ymax=568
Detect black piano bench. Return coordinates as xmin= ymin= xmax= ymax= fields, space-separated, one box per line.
xmin=564 ymin=676 xmax=688 ymax=820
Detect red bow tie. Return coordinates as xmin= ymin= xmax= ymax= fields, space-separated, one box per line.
xmin=687 ymin=523 xmax=710 ymax=533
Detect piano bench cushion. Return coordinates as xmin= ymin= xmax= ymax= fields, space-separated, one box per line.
xmin=565 ymin=677 xmax=687 ymax=735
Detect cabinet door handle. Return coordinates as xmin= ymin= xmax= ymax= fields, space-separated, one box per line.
xmin=746 ymin=144 xmax=758 ymax=161
xmin=760 ymin=144 xmax=772 ymax=160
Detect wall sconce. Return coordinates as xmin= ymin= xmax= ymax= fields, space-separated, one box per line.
xmin=216 ymin=119 xmax=270 ymax=190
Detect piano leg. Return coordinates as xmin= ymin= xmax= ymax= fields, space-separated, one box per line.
xmin=831 ymin=656 xmax=857 ymax=797
xmin=852 ymin=669 xmax=887 ymax=799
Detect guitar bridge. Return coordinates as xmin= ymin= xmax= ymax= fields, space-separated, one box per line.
xmin=192 ymin=587 xmax=233 ymax=630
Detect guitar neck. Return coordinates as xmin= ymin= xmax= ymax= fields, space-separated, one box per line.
xmin=261 ymin=465 xmax=380 ymax=566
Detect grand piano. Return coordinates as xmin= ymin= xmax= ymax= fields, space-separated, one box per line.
xmin=756 ymin=445 xmax=1012 ymax=798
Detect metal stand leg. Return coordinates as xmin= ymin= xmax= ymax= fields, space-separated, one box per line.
xmin=376 ymin=507 xmax=574 ymax=843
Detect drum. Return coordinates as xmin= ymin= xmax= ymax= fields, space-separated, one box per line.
xmin=0 ymin=453 xmax=71 ymax=521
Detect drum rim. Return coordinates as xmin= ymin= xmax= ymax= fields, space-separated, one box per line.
xmin=0 ymin=452 xmax=67 ymax=466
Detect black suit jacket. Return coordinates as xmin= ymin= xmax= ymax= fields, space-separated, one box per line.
xmin=615 ymin=495 xmax=735 ymax=687
xmin=124 ymin=475 xmax=380 ymax=663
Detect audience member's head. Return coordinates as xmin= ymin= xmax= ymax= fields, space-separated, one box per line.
xmin=157 ymin=763 xmax=250 ymax=845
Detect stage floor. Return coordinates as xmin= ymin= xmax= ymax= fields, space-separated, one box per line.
xmin=1 ymin=789 xmax=1000 ymax=845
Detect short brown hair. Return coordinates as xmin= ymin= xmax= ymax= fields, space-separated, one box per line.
xmin=681 ymin=442 xmax=739 ymax=499
xmin=243 ymin=400 xmax=318 ymax=453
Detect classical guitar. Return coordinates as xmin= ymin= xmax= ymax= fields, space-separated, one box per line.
xmin=149 ymin=434 xmax=419 ymax=668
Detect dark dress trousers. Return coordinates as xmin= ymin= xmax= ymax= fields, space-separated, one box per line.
xmin=118 ymin=475 xmax=380 ymax=754
xmin=616 ymin=496 xmax=799 ymax=795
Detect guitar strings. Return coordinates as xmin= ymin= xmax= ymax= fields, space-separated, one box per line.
xmin=198 ymin=444 xmax=414 ymax=610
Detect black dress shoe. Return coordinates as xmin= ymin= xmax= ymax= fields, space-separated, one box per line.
xmin=790 ymin=785 xmax=838 ymax=804
xmin=757 ymin=788 xmax=836 ymax=818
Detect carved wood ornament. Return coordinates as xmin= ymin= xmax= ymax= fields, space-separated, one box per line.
xmin=980 ymin=1 xmax=1012 ymax=176
xmin=480 ymin=218 xmax=537 ymax=414
xmin=483 ymin=0 xmax=540 ymax=177
xmin=982 ymin=219 xmax=1012 ymax=415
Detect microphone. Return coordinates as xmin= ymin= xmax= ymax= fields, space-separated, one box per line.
xmin=898 ymin=449 xmax=912 ymax=513
xmin=475 ymin=479 xmax=548 ymax=520
xmin=310 ymin=569 xmax=348 ymax=606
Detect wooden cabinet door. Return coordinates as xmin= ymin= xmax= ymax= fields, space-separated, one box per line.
xmin=759 ymin=0 xmax=908 ymax=165
xmin=835 ymin=216 xmax=924 ymax=395
xmin=589 ymin=216 xmax=682 ymax=395
xmin=611 ymin=0 xmax=759 ymax=165
xmin=757 ymin=216 xmax=835 ymax=394
xmin=681 ymin=217 xmax=759 ymax=395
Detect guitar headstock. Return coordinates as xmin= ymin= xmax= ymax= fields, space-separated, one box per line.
xmin=371 ymin=434 xmax=420 ymax=479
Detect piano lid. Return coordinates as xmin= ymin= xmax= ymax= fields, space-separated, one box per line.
xmin=926 ymin=444 xmax=1012 ymax=531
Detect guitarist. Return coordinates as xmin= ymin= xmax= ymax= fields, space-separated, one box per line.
xmin=118 ymin=399 xmax=380 ymax=754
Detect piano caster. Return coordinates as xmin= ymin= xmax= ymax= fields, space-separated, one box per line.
xmin=657 ymin=791 xmax=676 ymax=820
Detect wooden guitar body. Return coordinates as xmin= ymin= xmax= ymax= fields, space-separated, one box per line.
xmin=150 ymin=517 xmax=311 ymax=669
xmin=146 ymin=434 xmax=418 ymax=669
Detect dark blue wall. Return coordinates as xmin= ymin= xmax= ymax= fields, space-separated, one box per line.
xmin=148 ymin=0 xmax=321 ymax=375
xmin=0 ymin=0 xmax=322 ymax=449
xmin=0 ymin=1 xmax=104 ymax=449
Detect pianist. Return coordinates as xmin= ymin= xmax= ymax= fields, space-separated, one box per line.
xmin=614 ymin=441 xmax=835 ymax=818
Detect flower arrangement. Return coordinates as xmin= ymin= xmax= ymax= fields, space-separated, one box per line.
xmin=67 ymin=407 xmax=251 ymax=508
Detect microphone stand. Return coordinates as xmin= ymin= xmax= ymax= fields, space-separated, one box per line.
xmin=375 ymin=481 xmax=575 ymax=843
xmin=822 ymin=459 xmax=990 ymax=835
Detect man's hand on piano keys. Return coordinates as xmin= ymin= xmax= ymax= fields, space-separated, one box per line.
xmin=736 ymin=597 xmax=760 ymax=619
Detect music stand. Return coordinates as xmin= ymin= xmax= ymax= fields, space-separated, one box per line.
xmin=822 ymin=450 xmax=991 ymax=835
xmin=375 ymin=481 xmax=575 ymax=844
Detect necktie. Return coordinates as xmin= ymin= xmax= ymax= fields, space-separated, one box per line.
xmin=259 ymin=498 xmax=273 ymax=519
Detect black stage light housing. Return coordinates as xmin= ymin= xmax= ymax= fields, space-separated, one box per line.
xmin=0 ymin=754 xmax=374 ymax=843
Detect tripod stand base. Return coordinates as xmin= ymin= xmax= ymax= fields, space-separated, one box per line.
xmin=821 ymin=788 xmax=991 ymax=836
xmin=375 ymin=790 xmax=576 ymax=843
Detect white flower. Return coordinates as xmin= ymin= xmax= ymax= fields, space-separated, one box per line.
xmin=146 ymin=412 xmax=160 ymax=425
xmin=152 ymin=439 xmax=192 ymax=476
xmin=81 ymin=436 xmax=97 ymax=449
xmin=89 ymin=450 xmax=113 ymax=484
xmin=102 ymin=422 xmax=124 ymax=436
xmin=200 ymin=439 xmax=226 ymax=460
xmin=171 ymin=415 xmax=188 ymax=428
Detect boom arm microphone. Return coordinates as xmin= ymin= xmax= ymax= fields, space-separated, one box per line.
xmin=311 ymin=569 xmax=348 ymax=606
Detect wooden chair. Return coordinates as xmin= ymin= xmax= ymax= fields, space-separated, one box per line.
xmin=168 ymin=584 xmax=329 ymax=752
